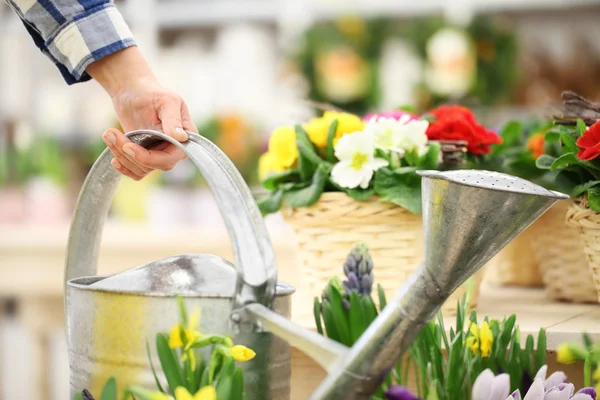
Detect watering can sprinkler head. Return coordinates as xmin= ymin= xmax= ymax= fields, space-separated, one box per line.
xmin=281 ymin=169 xmax=569 ymax=399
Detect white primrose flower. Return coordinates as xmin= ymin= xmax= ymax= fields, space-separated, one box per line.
xmin=331 ymin=131 xmax=388 ymax=189
xmin=365 ymin=115 xmax=429 ymax=157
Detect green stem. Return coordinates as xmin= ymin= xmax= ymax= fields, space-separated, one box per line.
xmin=585 ymin=354 xmax=592 ymax=387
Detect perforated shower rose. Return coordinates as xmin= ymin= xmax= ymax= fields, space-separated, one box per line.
xmin=426 ymin=105 xmax=502 ymax=155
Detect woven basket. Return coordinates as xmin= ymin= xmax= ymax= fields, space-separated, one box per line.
xmin=566 ymin=198 xmax=600 ymax=302
xmin=530 ymin=200 xmax=598 ymax=303
xmin=282 ymin=192 xmax=483 ymax=314
xmin=486 ymin=226 xmax=544 ymax=287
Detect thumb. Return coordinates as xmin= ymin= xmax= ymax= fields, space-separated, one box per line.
xmin=158 ymin=96 xmax=188 ymax=142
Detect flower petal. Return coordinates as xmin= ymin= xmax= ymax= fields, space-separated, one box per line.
xmin=490 ymin=374 xmax=510 ymax=400
xmin=472 ymin=369 xmax=495 ymax=400
xmin=523 ymin=379 xmax=545 ymax=400
xmin=332 ymin=162 xmax=364 ymax=189
xmin=535 ymin=365 xmax=548 ymax=381
xmin=194 ymin=386 xmax=217 ymax=400
xmin=544 ymin=371 xmax=568 ymax=390
xmin=575 ymin=388 xmax=597 ymax=400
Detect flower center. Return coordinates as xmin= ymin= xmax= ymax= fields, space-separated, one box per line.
xmin=375 ymin=128 xmax=395 ymax=148
xmin=351 ymin=152 xmax=369 ymax=170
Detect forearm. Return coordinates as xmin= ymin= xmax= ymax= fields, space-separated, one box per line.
xmin=5 ymin=0 xmax=136 ymax=84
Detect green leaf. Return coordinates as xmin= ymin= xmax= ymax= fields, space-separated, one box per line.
xmin=321 ymin=302 xmax=341 ymax=342
xmin=417 ymin=142 xmax=441 ymax=170
xmin=361 ymin=296 xmax=379 ymax=325
xmin=535 ymin=329 xmax=547 ymax=370
xmin=588 ymin=188 xmax=600 ymax=212
xmin=535 ymin=154 xmax=556 ymax=170
xmin=177 ymin=296 xmax=188 ymax=327
xmin=560 ymin=131 xmax=579 ymax=153
xmin=499 ymin=315 xmax=516 ymax=351
xmin=283 ymin=164 xmax=329 ymax=208
xmin=326 ymin=119 xmax=339 ymax=162
xmin=156 ymin=333 xmax=184 ymax=395
xmin=262 ymin=169 xmax=300 ymax=191
xmin=74 ymin=393 xmax=83 ymax=400
xmin=349 ymin=292 xmax=366 ymax=343
xmin=100 ymin=378 xmax=117 ymax=400
xmin=501 ymin=121 xmax=523 ymax=146
xmin=374 ymin=168 xmax=422 ymax=214
xmin=544 ymin=127 xmax=562 ymax=143
xmin=585 ymin=353 xmax=592 ymax=387
xmin=343 ymin=187 xmax=375 ymax=201
xmin=327 ymin=285 xmax=352 ymax=346
xmin=314 ymin=298 xmax=324 ymax=336
xmin=295 ymin=125 xmax=321 ymax=180
xmin=552 ymin=153 xmax=600 ymax=173
xmin=577 ymin=119 xmax=588 ymax=137
xmin=573 ymin=181 xmax=600 ymax=197
xmin=257 ymin=189 xmax=283 ymax=216
xmin=200 ymin=368 xmax=210 ymax=387
xmin=216 ymin=357 xmax=235 ymax=400
xmin=146 ymin=340 xmax=166 ymax=393
xmin=230 ymin=367 xmax=244 ymax=400
xmin=377 ymin=284 xmax=387 ymax=310
xmin=584 ymin=333 xmax=594 ymax=350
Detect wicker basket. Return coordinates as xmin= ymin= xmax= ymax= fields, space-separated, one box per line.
xmin=282 ymin=192 xmax=483 ymax=314
xmin=530 ymin=200 xmax=598 ymax=303
xmin=566 ymin=198 xmax=600 ymax=302
xmin=486 ymin=226 xmax=544 ymax=287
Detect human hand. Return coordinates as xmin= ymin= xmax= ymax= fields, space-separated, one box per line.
xmin=87 ymin=47 xmax=198 ymax=180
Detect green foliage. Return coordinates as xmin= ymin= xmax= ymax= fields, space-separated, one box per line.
xmin=87 ymin=297 xmax=250 ymax=400
xmin=314 ymin=244 xmax=548 ymax=400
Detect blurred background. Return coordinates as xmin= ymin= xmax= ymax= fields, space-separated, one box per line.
xmin=1 ymin=0 xmax=600 ymax=398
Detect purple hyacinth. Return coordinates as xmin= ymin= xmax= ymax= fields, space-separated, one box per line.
xmin=385 ymin=385 xmax=419 ymax=400
xmin=342 ymin=243 xmax=374 ymax=297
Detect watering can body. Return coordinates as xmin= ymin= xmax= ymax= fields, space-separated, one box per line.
xmin=64 ymin=131 xmax=293 ymax=399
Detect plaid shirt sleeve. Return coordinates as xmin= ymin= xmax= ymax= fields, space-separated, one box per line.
xmin=5 ymin=0 xmax=136 ymax=85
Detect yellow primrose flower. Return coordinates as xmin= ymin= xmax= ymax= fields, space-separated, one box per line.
xmin=556 ymin=343 xmax=577 ymax=364
xmin=465 ymin=321 xmax=493 ymax=357
xmin=303 ymin=111 xmax=365 ymax=149
xmin=231 ymin=345 xmax=256 ymax=362
xmin=174 ymin=386 xmax=216 ymax=400
xmin=258 ymin=152 xmax=285 ymax=181
xmin=268 ymin=126 xmax=298 ymax=169
xmin=169 ymin=308 xmax=202 ymax=350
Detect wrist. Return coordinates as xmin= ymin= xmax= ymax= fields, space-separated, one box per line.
xmin=86 ymin=47 xmax=157 ymax=98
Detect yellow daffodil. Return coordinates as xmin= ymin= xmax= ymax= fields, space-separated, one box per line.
xmin=231 ymin=345 xmax=256 ymax=362
xmin=174 ymin=386 xmax=216 ymax=400
xmin=169 ymin=307 xmax=202 ymax=350
xmin=268 ymin=126 xmax=298 ymax=169
xmin=465 ymin=321 xmax=493 ymax=357
xmin=150 ymin=392 xmax=171 ymax=400
xmin=594 ymin=366 xmax=600 ymax=394
xmin=303 ymin=111 xmax=364 ymax=149
xmin=258 ymin=152 xmax=285 ymax=181
xmin=556 ymin=343 xmax=577 ymax=364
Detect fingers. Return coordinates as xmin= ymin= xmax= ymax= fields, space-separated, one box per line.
xmin=158 ymin=94 xmax=189 ymax=142
xmin=181 ymin=102 xmax=198 ymax=134
xmin=103 ymin=128 xmax=151 ymax=176
xmin=111 ymin=158 xmax=146 ymax=181
xmin=122 ymin=142 xmax=186 ymax=171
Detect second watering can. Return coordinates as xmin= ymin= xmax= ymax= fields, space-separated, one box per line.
xmin=64 ymin=130 xmax=295 ymax=399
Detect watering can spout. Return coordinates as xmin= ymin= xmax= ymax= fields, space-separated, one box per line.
xmin=254 ymin=170 xmax=568 ymax=400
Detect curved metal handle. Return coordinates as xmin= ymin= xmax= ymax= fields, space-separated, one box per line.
xmin=64 ymin=130 xmax=277 ymax=341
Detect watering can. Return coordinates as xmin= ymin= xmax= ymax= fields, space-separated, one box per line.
xmin=65 ymin=130 xmax=569 ymax=400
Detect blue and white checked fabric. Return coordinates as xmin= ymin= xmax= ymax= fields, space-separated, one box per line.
xmin=5 ymin=0 xmax=136 ymax=85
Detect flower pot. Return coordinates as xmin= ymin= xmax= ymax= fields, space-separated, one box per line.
xmin=487 ymin=226 xmax=544 ymax=288
xmin=282 ymin=192 xmax=485 ymax=314
xmin=565 ymin=198 xmax=600 ymax=303
xmin=532 ymin=200 xmax=597 ymax=303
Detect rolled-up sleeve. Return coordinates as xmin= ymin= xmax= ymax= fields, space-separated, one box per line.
xmin=5 ymin=0 xmax=136 ymax=84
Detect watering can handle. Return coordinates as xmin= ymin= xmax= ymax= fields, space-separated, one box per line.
xmin=64 ymin=130 xmax=277 ymax=332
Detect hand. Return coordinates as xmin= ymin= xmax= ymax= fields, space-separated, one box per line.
xmin=87 ymin=47 xmax=198 ymax=180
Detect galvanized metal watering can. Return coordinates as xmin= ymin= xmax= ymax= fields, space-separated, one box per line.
xmin=65 ymin=130 xmax=569 ymax=400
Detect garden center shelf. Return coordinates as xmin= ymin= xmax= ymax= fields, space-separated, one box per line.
xmin=0 ymin=222 xmax=598 ymax=350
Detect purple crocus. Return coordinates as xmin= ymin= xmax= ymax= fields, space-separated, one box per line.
xmin=385 ymin=385 xmax=419 ymax=400
xmin=506 ymin=366 xmax=596 ymax=400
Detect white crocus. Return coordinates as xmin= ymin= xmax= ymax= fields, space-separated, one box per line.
xmin=365 ymin=115 xmax=429 ymax=157
xmin=472 ymin=369 xmax=510 ymax=400
xmin=331 ymin=131 xmax=388 ymax=189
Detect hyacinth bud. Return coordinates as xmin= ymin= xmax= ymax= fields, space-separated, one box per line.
xmin=342 ymin=243 xmax=374 ymax=297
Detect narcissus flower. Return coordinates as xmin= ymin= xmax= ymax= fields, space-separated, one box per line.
xmin=466 ymin=321 xmax=493 ymax=357
xmin=231 ymin=345 xmax=256 ymax=362
xmin=331 ymin=131 xmax=388 ymax=189
xmin=175 ymin=386 xmax=217 ymax=400
xmin=169 ymin=308 xmax=202 ymax=350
